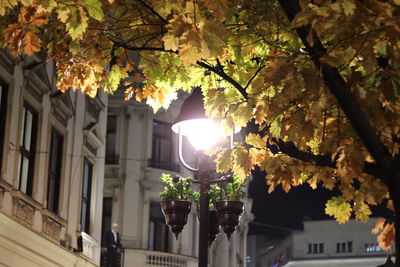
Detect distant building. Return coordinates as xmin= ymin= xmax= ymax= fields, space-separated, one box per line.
xmin=257 ymin=219 xmax=390 ymax=267
xmin=102 ymin=91 xmax=253 ymax=267
xmin=0 ymin=50 xmax=107 ymax=266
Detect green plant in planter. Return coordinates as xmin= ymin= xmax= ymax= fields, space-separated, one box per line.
xmin=224 ymin=176 xmax=247 ymax=201
xmin=159 ymin=173 xmax=195 ymax=201
xmin=209 ymin=184 xmax=223 ymax=209
xmin=192 ymin=186 xmax=221 ymax=210
xmin=214 ymin=176 xmax=247 ymax=201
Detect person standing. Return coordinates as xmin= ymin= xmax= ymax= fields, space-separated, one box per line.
xmin=105 ymin=223 xmax=122 ymax=267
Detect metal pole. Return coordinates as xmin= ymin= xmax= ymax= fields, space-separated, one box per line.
xmin=198 ymin=179 xmax=210 ymax=267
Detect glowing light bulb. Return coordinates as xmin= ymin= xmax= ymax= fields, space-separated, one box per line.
xmin=172 ymin=119 xmax=226 ymax=151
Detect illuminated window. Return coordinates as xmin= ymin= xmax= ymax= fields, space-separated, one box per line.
xmin=17 ymin=104 xmax=38 ymax=196
xmin=364 ymin=242 xmax=382 ymax=252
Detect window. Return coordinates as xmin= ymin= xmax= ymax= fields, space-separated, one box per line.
xmin=105 ymin=115 xmax=118 ymax=164
xmin=80 ymin=159 xmax=93 ymax=233
xmin=364 ymin=242 xmax=382 ymax=252
xmin=336 ymin=241 xmax=353 ymax=253
xmin=307 ymin=243 xmax=324 ymax=254
xmin=47 ymin=128 xmax=64 ymax=213
xmin=0 ymin=82 xmax=8 ymax=174
xmin=17 ymin=104 xmax=38 ymax=196
xmin=150 ymin=120 xmax=179 ymax=172
xmin=319 ymin=243 xmax=324 ymax=253
xmin=148 ymin=202 xmax=169 ymax=252
xmin=101 ymin=197 xmax=113 ymax=247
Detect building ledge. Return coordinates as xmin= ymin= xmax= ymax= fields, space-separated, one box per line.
xmin=40 ymin=208 xmax=67 ymax=241
xmin=10 ymin=190 xmax=42 ymax=227
xmin=0 ymin=212 xmax=97 ymax=267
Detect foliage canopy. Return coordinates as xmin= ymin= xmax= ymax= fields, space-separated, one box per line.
xmin=1 ymin=0 xmax=400 ymax=250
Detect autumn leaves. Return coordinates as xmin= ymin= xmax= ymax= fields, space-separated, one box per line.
xmin=4 ymin=5 xmax=46 ymax=56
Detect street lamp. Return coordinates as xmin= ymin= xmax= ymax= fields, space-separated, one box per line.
xmin=170 ymin=87 xmax=241 ymax=267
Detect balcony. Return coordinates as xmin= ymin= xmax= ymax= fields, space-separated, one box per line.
xmin=101 ymin=248 xmax=197 ymax=267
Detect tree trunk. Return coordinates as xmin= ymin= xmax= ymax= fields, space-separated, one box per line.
xmin=393 ymin=196 xmax=400 ymax=266
xmin=276 ymin=1 xmax=399 ymax=265
xmin=387 ymin=169 xmax=400 ymax=266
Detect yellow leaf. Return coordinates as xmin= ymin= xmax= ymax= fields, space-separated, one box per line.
xmin=233 ymin=146 xmax=253 ymax=179
xmin=57 ymin=7 xmax=70 ymax=23
xmin=325 ymin=196 xmax=352 ymax=224
xmin=341 ymin=0 xmax=356 ymax=16
xmin=354 ymin=202 xmax=371 ymax=223
xmin=249 ymin=148 xmax=266 ymax=166
xmin=216 ymin=148 xmax=233 ymax=173
xmin=0 ymin=0 xmax=17 ymax=16
xmin=104 ymin=65 xmax=128 ymax=94
xmin=163 ymin=33 xmax=179 ymax=51
xmin=246 ymin=133 xmax=266 ymax=149
xmin=83 ymin=0 xmax=104 ymax=21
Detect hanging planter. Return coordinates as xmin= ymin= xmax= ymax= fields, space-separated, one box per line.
xmin=216 ymin=200 xmax=244 ymax=239
xmin=213 ymin=176 xmax=246 ymax=239
xmin=161 ymin=200 xmax=192 ymax=240
xmin=159 ymin=174 xmax=195 ymax=239
xmin=208 ymin=210 xmax=220 ymax=246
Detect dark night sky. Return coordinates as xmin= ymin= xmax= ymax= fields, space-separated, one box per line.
xmin=248 ymin=168 xmax=391 ymax=238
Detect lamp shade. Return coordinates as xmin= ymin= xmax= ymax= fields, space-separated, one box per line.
xmin=172 ymin=87 xmax=236 ymax=151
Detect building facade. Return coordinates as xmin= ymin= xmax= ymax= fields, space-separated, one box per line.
xmin=0 ymin=50 xmax=108 ymax=266
xmin=258 ymin=219 xmax=390 ymax=267
xmin=102 ymin=91 xmax=253 ymax=267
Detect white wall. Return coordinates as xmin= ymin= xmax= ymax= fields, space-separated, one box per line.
xmin=0 ymin=50 xmax=108 ymax=266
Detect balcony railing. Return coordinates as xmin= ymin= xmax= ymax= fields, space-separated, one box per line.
xmin=101 ymin=248 xmax=197 ymax=267
xmin=146 ymin=253 xmax=187 ymax=267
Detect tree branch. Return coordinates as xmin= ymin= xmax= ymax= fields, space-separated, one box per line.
xmin=277 ymin=0 xmax=394 ymax=172
xmin=134 ymin=0 xmax=168 ymax=24
xmin=244 ymin=64 xmax=265 ymax=90
xmin=110 ymin=40 xmax=177 ymax=53
xmin=196 ymin=61 xmax=248 ymax=99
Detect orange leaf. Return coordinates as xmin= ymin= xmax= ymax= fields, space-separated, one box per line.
xmin=372 ymin=218 xmax=386 ymax=234
xmin=23 ymin=31 xmax=41 ymax=56
xmin=377 ymin=223 xmax=395 ymax=250
xmin=30 ymin=12 xmax=48 ymax=26
xmin=4 ymin=24 xmax=23 ymax=56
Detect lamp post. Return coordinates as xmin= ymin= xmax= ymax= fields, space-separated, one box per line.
xmin=170 ymin=87 xmax=240 ymax=267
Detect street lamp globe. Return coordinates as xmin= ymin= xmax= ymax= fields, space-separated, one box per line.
xmin=171 ymin=87 xmax=239 ymax=151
